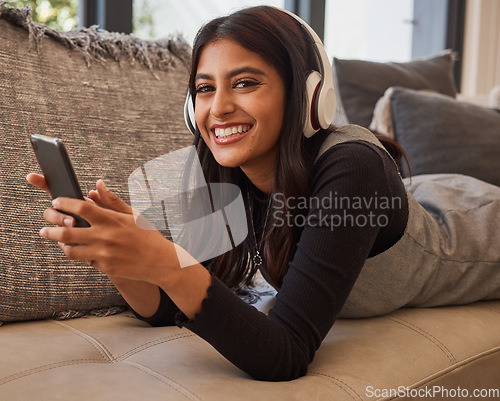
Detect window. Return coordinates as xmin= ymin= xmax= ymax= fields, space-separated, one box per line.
xmin=133 ymin=0 xmax=284 ymax=45
xmin=11 ymin=0 xmax=78 ymax=31
xmin=77 ymin=0 xmax=466 ymax=91
xmin=324 ymin=0 xmax=414 ymax=62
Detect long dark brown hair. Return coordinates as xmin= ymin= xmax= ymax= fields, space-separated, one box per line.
xmin=187 ymin=6 xmax=406 ymax=289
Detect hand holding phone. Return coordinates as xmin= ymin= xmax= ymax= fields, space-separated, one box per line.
xmin=30 ymin=134 xmax=90 ymax=227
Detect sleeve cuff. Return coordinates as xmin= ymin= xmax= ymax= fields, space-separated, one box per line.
xmin=175 ymin=273 xmax=216 ymax=328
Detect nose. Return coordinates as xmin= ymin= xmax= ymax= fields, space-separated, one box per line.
xmin=210 ymin=86 xmax=236 ymax=119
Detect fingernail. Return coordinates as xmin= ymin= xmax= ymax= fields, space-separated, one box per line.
xmin=52 ymin=198 xmax=60 ymax=207
xmin=64 ymin=217 xmax=74 ymax=226
xmin=39 ymin=228 xmax=47 ymax=237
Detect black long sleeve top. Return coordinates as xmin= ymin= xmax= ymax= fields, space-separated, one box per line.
xmin=134 ymin=139 xmax=409 ymax=381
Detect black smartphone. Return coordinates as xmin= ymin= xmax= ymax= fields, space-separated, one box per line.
xmin=30 ymin=134 xmax=90 ymax=227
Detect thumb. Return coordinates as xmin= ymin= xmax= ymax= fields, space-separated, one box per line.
xmin=96 ymin=179 xmax=132 ymax=214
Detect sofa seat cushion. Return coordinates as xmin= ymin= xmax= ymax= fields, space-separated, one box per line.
xmin=1 ymin=299 xmax=499 ymax=400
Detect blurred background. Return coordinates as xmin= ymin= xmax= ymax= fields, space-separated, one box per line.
xmin=10 ymin=0 xmax=500 ymax=104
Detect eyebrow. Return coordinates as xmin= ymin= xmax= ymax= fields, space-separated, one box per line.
xmin=195 ymin=66 xmax=267 ymax=81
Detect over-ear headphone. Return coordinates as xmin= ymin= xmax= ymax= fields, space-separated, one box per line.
xmin=183 ymin=7 xmax=336 ymax=139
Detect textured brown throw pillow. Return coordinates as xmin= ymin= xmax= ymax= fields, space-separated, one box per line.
xmin=332 ymin=51 xmax=457 ymax=128
xmin=0 ymin=5 xmax=192 ymax=322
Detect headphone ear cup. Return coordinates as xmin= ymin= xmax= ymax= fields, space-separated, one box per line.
xmin=184 ymin=92 xmax=197 ymax=136
xmin=303 ymin=71 xmax=322 ymax=138
xmin=316 ymin=79 xmax=336 ymax=130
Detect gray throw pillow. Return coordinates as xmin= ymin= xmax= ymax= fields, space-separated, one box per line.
xmin=389 ymin=87 xmax=500 ymax=187
xmin=332 ymin=51 xmax=457 ymax=128
xmin=0 ymin=8 xmax=192 ymax=322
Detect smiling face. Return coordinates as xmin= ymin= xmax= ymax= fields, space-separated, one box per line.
xmin=194 ymin=38 xmax=286 ymax=192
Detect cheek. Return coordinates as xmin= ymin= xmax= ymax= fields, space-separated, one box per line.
xmin=263 ymin=100 xmax=285 ymax=138
xmin=194 ymin=102 xmax=210 ymax=135
xmin=193 ymin=102 xmax=203 ymax=128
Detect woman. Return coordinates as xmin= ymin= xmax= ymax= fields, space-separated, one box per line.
xmin=27 ymin=6 xmax=500 ymax=381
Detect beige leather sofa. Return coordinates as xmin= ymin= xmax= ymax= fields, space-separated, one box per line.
xmin=1 ymin=4 xmax=499 ymax=400
xmin=2 ymin=291 xmax=500 ymax=400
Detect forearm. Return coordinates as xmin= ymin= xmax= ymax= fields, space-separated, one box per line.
xmin=108 ymin=232 xmax=211 ymax=319
xmin=182 ymin=276 xmax=312 ymax=381
xmin=109 ymin=262 xmax=211 ymax=321
xmin=160 ymin=263 xmax=212 ymax=320
xmin=107 ymin=276 xmax=161 ymax=318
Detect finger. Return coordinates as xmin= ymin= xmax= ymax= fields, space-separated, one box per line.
xmin=87 ymin=190 xmax=103 ymax=206
xmin=40 ymin=226 xmax=89 ymax=245
xmin=84 ymin=196 xmax=96 ymax=205
xmin=96 ymin=180 xmax=132 ymax=214
xmin=26 ymin=173 xmax=50 ymax=195
xmin=43 ymin=207 xmax=75 ymax=227
xmin=58 ymin=242 xmax=93 ymax=263
xmin=51 ymin=197 xmax=104 ymax=226
xmin=57 ymin=241 xmax=93 ymax=267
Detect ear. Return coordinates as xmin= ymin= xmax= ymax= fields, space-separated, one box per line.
xmin=303 ymin=71 xmax=322 ymax=138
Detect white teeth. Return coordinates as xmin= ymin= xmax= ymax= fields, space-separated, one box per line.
xmin=214 ymin=125 xmax=251 ymax=138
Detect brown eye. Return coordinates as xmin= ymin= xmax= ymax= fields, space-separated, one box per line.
xmin=195 ymin=84 xmax=214 ymax=94
xmin=233 ymin=80 xmax=262 ymax=89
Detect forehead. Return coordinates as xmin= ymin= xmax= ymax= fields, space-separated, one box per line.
xmin=196 ymin=38 xmax=276 ymax=76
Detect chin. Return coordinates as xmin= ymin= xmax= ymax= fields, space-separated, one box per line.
xmin=209 ymin=150 xmax=243 ymax=169
xmin=213 ymin=157 xmax=242 ymax=169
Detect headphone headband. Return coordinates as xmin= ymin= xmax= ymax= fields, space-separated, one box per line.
xmin=184 ymin=7 xmax=336 ymax=138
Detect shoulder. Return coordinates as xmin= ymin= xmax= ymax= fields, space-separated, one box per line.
xmin=313 ymin=129 xmax=392 ymax=179
xmin=315 ymin=124 xmax=384 ymax=162
xmin=310 ymin=127 xmax=400 ymax=197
